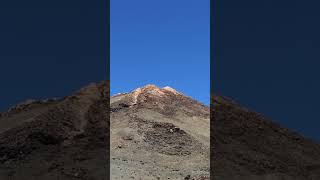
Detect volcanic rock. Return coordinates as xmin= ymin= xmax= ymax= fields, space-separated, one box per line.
xmin=110 ymin=85 xmax=210 ymax=179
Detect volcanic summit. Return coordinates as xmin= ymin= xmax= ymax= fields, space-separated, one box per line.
xmin=110 ymin=85 xmax=210 ymax=179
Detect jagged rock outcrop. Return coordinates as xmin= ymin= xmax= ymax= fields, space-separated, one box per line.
xmin=110 ymin=85 xmax=210 ymax=180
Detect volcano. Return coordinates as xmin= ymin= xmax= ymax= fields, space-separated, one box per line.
xmin=110 ymin=85 xmax=210 ymax=179
xmin=2 ymin=82 xmax=318 ymax=180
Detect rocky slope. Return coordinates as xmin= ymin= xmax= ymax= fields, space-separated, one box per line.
xmin=212 ymin=95 xmax=320 ymax=180
xmin=110 ymin=85 xmax=210 ymax=180
xmin=3 ymin=82 xmax=317 ymax=180
xmin=0 ymin=82 xmax=109 ymax=180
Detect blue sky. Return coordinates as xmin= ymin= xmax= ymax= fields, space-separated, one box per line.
xmin=0 ymin=0 xmax=107 ymax=111
xmin=110 ymin=0 xmax=210 ymax=105
xmin=213 ymin=0 xmax=320 ymax=142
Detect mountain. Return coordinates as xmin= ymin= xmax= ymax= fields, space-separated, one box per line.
xmin=0 ymin=83 xmax=209 ymax=180
xmin=110 ymin=85 xmax=210 ymax=179
xmin=3 ymin=82 xmax=317 ymax=180
xmin=212 ymin=95 xmax=320 ymax=180
xmin=0 ymin=82 xmax=109 ymax=180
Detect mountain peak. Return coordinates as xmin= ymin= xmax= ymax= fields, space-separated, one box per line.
xmin=162 ymin=86 xmax=181 ymax=95
xmin=111 ymin=84 xmax=209 ymax=117
xmin=131 ymin=84 xmax=182 ymax=96
xmin=130 ymin=84 xmax=172 ymax=98
xmin=110 ymin=85 xmax=210 ymax=179
xmin=141 ymin=84 xmax=159 ymax=89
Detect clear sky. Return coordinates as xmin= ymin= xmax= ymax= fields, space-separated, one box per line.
xmin=110 ymin=0 xmax=210 ymax=105
xmin=0 ymin=0 xmax=107 ymax=111
xmin=213 ymin=0 xmax=320 ymax=142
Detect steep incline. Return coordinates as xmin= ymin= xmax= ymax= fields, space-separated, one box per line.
xmin=111 ymin=85 xmax=210 ymax=180
xmin=212 ymin=96 xmax=320 ymax=180
xmin=0 ymin=82 xmax=109 ymax=180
